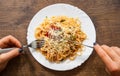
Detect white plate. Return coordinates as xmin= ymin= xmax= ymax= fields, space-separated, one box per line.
xmin=27 ymin=3 xmax=96 ymax=71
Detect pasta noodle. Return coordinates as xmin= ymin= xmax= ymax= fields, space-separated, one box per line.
xmin=35 ymin=16 xmax=86 ymax=63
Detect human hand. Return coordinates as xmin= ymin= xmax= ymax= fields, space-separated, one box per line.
xmin=94 ymin=44 xmax=120 ymax=76
xmin=0 ymin=35 xmax=22 ymax=72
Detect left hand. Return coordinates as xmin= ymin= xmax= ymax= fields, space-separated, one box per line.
xmin=0 ymin=35 xmax=22 ymax=72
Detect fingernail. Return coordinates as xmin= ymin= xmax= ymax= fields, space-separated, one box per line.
xmin=93 ymin=42 xmax=97 ymax=45
xmin=19 ymin=48 xmax=23 ymax=53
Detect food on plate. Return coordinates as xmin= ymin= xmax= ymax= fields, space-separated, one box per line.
xmin=35 ymin=16 xmax=86 ymax=63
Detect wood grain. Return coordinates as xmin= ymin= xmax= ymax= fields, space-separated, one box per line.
xmin=0 ymin=0 xmax=120 ymax=76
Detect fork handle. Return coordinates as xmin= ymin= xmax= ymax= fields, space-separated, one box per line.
xmin=0 ymin=48 xmax=15 ymax=53
xmin=0 ymin=45 xmax=28 ymax=54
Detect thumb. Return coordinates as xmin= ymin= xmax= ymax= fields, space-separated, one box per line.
xmin=0 ymin=48 xmax=20 ymax=62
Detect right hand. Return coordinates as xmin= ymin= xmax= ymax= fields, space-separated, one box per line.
xmin=94 ymin=44 xmax=120 ymax=76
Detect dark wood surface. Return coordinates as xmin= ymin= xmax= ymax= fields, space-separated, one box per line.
xmin=0 ymin=0 xmax=120 ymax=76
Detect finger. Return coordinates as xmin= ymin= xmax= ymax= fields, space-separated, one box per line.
xmin=101 ymin=45 xmax=119 ymax=61
xmin=0 ymin=48 xmax=20 ymax=62
xmin=0 ymin=35 xmax=21 ymax=48
xmin=8 ymin=35 xmax=21 ymax=47
xmin=111 ymin=47 xmax=120 ymax=56
xmin=94 ymin=44 xmax=113 ymax=66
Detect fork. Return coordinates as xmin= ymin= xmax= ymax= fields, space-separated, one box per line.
xmin=0 ymin=39 xmax=45 ymax=53
xmin=82 ymin=44 xmax=94 ymax=48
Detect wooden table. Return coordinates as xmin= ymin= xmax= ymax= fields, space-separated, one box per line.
xmin=0 ymin=0 xmax=120 ymax=76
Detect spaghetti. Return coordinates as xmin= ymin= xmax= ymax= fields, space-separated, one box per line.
xmin=35 ymin=16 xmax=86 ymax=62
